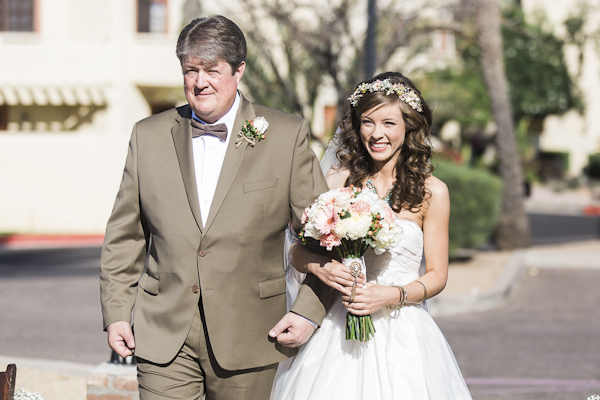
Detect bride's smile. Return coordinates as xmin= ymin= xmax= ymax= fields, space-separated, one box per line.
xmin=359 ymin=104 xmax=406 ymax=168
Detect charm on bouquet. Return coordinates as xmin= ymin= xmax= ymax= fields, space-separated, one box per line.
xmin=298 ymin=185 xmax=402 ymax=342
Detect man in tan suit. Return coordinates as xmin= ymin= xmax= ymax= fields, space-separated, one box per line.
xmin=100 ymin=15 xmax=331 ymax=399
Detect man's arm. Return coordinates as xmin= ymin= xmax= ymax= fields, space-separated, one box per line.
xmin=271 ymin=119 xmax=333 ymax=346
xmin=100 ymin=124 xmax=149 ymax=349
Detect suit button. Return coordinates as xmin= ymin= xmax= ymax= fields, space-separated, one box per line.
xmin=198 ymin=250 xmax=207 ymax=257
xmin=192 ymin=285 xmax=200 ymax=294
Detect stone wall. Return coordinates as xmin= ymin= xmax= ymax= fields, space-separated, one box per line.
xmin=87 ymin=363 xmax=138 ymax=400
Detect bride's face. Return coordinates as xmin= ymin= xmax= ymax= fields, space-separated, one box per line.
xmin=359 ymin=103 xmax=406 ymax=168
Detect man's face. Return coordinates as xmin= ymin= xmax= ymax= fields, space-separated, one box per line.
xmin=182 ymin=57 xmax=245 ymax=124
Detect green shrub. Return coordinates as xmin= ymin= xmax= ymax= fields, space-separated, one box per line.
xmin=433 ymin=160 xmax=503 ymax=254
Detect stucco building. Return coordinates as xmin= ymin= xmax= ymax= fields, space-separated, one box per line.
xmin=0 ymin=0 xmax=187 ymax=233
xmin=1 ymin=0 xmax=599 ymax=234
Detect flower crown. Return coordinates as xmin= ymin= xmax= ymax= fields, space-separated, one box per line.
xmin=348 ymin=78 xmax=423 ymax=113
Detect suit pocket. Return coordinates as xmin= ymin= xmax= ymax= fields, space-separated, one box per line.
xmin=258 ymin=275 xmax=286 ymax=299
xmin=138 ymin=273 xmax=159 ymax=295
xmin=243 ymin=177 xmax=278 ymax=193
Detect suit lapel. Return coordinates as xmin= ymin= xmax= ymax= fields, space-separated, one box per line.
xmin=203 ymin=93 xmax=256 ymax=233
xmin=172 ymin=105 xmax=203 ymax=232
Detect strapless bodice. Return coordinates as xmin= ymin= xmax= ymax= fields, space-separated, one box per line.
xmin=363 ymin=219 xmax=424 ymax=286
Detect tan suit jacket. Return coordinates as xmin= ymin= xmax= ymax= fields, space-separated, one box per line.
xmin=100 ymin=93 xmax=331 ymax=370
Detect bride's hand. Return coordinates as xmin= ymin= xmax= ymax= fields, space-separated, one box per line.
xmin=341 ymin=283 xmax=399 ymax=315
xmin=307 ymin=260 xmax=365 ymax=295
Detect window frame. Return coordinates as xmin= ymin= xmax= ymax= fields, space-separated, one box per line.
xmin=137 ymin=0 xmax=168 ymax=34
xmin=0 ymin=105 xmax=8 ymax=131
xmin=0 ymin=0 xmax=36 ymax=32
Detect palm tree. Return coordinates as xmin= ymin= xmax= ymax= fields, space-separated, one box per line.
xmin=472 ymin=0 xmax=531 ymax=249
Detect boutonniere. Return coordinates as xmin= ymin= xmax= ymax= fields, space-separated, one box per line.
xmin=236 ymin=116 xmax=269 ymax=148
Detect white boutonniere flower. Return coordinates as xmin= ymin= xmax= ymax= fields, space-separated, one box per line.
xmin=236 ymin=116 xmax=269 ymax=148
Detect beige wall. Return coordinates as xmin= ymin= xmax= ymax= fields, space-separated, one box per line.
xmin=523 ymin=0 xmax=600 ymax=177
xmin=0 ymin=0 xmax=187 ymax=234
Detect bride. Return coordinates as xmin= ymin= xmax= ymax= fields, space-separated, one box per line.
xmin=271 ymin=72 xmax=472 ymax=399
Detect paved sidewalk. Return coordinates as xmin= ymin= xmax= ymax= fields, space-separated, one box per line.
xmin=0 ymin=355 xmax=94 ymax=400
xmin=431 ymin=239 xmax=600 ymax=316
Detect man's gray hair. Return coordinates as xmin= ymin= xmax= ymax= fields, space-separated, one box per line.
xmin=176 ymin=15 xmax=246 ymax=74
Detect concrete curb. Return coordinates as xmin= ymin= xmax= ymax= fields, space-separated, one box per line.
xmin=431 ymin=243 xmax=600 ymax=317
xmin=430 ymin=250 xmax=528 ymax=317
xmin=0 ymin=235 xmax=104 ymax=251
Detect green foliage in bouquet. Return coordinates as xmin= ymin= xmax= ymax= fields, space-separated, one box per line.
xmin=433 ymin=161 xmax=502 ymax=254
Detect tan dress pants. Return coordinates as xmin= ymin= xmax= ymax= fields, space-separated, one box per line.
xmin=136 ymin=304 xmax=278 ymax=400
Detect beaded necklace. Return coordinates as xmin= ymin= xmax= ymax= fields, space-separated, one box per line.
xmin=366 ymin=178 xmax=393 ymax=205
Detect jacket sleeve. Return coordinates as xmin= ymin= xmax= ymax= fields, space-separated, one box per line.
xmin=99 ymin=124 xmax=149 ymax=330
xmin=288 ymin=119 xmax=334 ymax=326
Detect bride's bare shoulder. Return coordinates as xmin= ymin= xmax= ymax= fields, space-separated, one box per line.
xmin=325 ymin=165 xmax=350 ymax=189
xmin=425 ymin=175 xmax=449 ymax=198
xmin=422 ymin=175 xmax=450 ymax=213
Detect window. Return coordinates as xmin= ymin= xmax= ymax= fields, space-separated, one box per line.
xmin=0 ymin=105 xmax=7 ymax=130
xmin=138 ymin=0 xmax=167 ymax=33
xmin=0 ymin=0 xmax=34 ymax=32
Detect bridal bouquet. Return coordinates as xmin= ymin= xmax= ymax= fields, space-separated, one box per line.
xmin=299 ymin=186 xmax=402 ymax=342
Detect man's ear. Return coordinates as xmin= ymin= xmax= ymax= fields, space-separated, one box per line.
xmin=235 ymin=61 xmax=246 ymax=84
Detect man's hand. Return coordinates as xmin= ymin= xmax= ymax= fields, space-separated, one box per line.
xmin=107 ymin=321 xmax=136 ymax=358
xmin=269 ymin=312 xmax=316 ymax=348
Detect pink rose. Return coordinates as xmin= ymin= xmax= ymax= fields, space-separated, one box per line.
xmin=340 ymin=187 xmax=352 ymax=194
xmin=349 ymin=200 xmax=371 ymax=214
xmin=384 ymin=205 xmax=397 ymax=222
xmin=320 ymin=232 xmax=341 ymax=251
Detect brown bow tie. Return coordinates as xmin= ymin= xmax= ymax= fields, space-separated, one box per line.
xmin=190 ymin=119 xmax=228 ymax=141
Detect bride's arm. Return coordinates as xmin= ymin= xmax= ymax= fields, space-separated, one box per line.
xmin=324 ymin=164 xmax=350 ymax=190
xmin=407 ymin=175 xmax=450 ymax=301
xmin=377 ymin=176 xmax=450 ymax=308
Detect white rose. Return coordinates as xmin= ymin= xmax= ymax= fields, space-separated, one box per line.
xmin=306 ymin=203 xmax=321 ymax=221
xmin=355 ymin=189 xmax=379 ymax=205
xmin=373 ymin=220 xmax=402 ymax=253
xmin=253 ymin=116 xmax=269 ymax=134
xmin=335 ymin=213 xmax=371 ymax=240
xmin=303 ymin=222 xmax=321 ymax=239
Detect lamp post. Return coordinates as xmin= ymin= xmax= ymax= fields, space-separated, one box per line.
xmin=365 ymin=0 xmax=377 ymax=79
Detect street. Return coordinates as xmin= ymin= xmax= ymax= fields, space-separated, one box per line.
xmin=1 ymin=241 xmax=600 ymax=400
xmin=529 ymin=213 xmax=600 ymax=245
xmin=436 ymin=268 xmax=600 ymax=400
xmin=0 ymin=247 xmax=107 ymax=365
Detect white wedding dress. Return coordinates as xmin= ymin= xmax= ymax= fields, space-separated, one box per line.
xmin=271 ymin=219 xmax=472 ymax=400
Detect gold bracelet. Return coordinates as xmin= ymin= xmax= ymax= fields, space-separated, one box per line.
xmin=415 ymin=280 xmax=427 ymax=304
xmin=386 ymin=285 xmax=407 ymax=311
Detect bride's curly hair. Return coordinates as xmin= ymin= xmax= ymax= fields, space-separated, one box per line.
xmin=336 ymin=71 xmax=434 ymax=212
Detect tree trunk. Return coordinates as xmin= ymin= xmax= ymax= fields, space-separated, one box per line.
xmin=473 ymin=0 xmax=531 ymax=249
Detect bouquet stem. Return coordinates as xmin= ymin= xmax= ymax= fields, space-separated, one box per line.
xmin=341 ymin=254 xmax=375 ymax=342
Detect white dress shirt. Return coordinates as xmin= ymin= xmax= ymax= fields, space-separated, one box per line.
xmin=191 ymin=93 xmax=240 ymax=227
